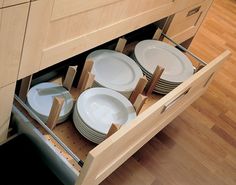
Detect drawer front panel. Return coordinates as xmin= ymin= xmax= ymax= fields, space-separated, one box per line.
xmin=1 ymin=0 xmax=29 ymax=8
xmin=0 ymin=3 xmax=29 ymax=88
xmin=77 ymin=51 xmax=231 ymax=185
xmin=19 ymin=0 xmax=184 ymax=79
xmin=165 ymin=0 xmax=213 ymax=43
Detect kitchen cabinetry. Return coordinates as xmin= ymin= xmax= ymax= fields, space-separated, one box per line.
xmin=0 ymin=2 xmax=29 ymax=142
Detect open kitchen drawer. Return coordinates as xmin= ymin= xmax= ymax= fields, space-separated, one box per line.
xmin=13 ymin=33 xmax=231 ymax=185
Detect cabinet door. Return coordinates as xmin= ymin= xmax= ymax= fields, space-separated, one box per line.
xmin=1 ymin=0 xmax=29 ymax=8
xmin=18 ymin=0 xmax=185 ymax=79
xmin=76 ymin=50 xmax=231 ymax=185
xmin=0 ymin=83 xmax=16 ymax=142
xmin=164 ymin=0 xmax=213 ymax=44
xmin=0 ymin=3 xmax=29 ymax=88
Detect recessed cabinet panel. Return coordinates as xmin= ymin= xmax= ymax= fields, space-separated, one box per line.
xmin=0 ymin=3 xmax=29 ymax=88
xmin=1 ymin=0 xmax=29 ymax=8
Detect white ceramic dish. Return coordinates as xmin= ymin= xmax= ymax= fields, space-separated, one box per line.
xmin=86 ymin=49 xmax=142 ymax=92
xmin=76 ymin=87 xmax=136 ymax=135
xmin=134 ymin=40 xmax=194 ymax=83
xmin=27 ymin=82 xmax=74 ymax=123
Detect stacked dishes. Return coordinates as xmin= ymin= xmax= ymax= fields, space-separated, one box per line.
xmin=27 ymin=82 xmax=74 ymax=123
xmin=86 ymin=49 xmax=143 ymax=98
xmin=73 ymin=87 xmax=136 ymax=144
xmin=132 ymin=40 xmax=194 ymax=94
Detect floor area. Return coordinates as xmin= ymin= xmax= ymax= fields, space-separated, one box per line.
xmin=102 ymin=0 xmax=236 ymax=184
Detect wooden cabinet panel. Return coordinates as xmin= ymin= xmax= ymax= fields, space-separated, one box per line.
xmin=18 ymin=0 xmax=185 ymax=79
xmin=76 ymin=50 xmax=231 ymax=185
xmin=0 ymin=3 xmax=29 ymax=88
xmin=0 ymin=0 xmax=29 ymax=8
xmin=0 ymin=83 xmax=16 ymax=142
xmin=164 ymin=0 xmax=213 ymax=44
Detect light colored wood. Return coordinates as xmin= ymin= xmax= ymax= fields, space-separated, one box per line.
xmin=129 ymin=76 xmax=148 ymax=104
xmin=19 ymin=75 xmax=32 ymax=102
xmin=0 ymin=119 xmax=9 ymax=143
xmin=0 ymin=83 xmax=16 ymax=141
xmin=145 ymin=65 xmax=165 ymax=96
xmin=0 ymin=3 xmax=29 ymax=88
xmin=2 ymin=0 xmax=29 ymax=8
xmin=63 ymin=66 xmax=77 ymax=91
xmin=196 ymin=63 xmax=205 ymax=72
xmin=47 ymin=96 xmax=65 ymax=130
xmin=115 ymin=38 xmax=127 ymax=53
xmin=80 ymin=72 xmax=95 ymax=93
xmin=153 ymin=28 xmax=162 ymax=40
xmin=76 ymin=51 xmax=231 ymax=185
xmin=164 ymin=0 xmax=213 ymax=44
xmin=19 ymin=0 xmax=204 ymax=79
xmin=133 ymin=94 xmax=147 ymax=115
xmin=51 ymin=0 xmax=121 ymax=21
xmin=106 ymin=124 xmax=122 ymax=138
xmin=77 ymin=60 xmax=94 ymax=90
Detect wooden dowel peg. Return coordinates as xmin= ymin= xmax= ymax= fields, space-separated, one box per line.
xmin=195 ymin=64 xmax=205 ymax=72
xmin=134 ymin=94 xmax=147 ymax=115
xmin=106 ymin=123 xmax=122 ymax=138
xmin=77 ymin=60 xmax=94 ymax=90
xmin=153 ymin=28 xmax=162 ymax=40
xmin=129 ymin=76 xmax=148 ymax=104
xmin=145 ymin=65 xmax=165 ymax=96
xmin=80 ymin=72 xmax=95 ymax=94
xmin=63 ymin=66 xmax=77 ymax=91
xmin=47 ymin=96 xmax=65 ymax=130
xmin=19 ymin=75 xmax=33 ymax=102
xmin=115 ymin=38 xmax=127 ymax=53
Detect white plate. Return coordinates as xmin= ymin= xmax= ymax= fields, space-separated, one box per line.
xmin=134 ymin=40 xmax=194 ymax=83
xmin=27 ymin=82 xmax=74 ymax=122
xmin=86 ymin=49 xmax=142 ymax=92
xmin=77 ymin=87 xmax=136 ymax=134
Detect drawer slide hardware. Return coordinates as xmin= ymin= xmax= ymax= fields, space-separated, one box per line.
xmin=14 ymin=95 xmax=84 ymax=167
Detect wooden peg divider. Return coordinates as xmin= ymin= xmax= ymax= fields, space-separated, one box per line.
xmin=133 ymin=94 xmax=147 ymax=115
xmin=19 ymin=75 xmax=33 ymax=102
xmin=115 ymin=38 xmax=127 ymax=53
xmin=77 ymin=60 xmax=94 ymax=90
xmin=153 ymin=28 xmax=162 ymax=40
xmin=63 ymin=66 xmax=77 ymax=91
xmin=129 ymin=76 xmax=148 ymax=104
xmin=195 ymin=64 xmax=205 ymax=72
xmin=80 ymin=72 xmax=95 ymax=94
xmin=106 ymin=123 xmax=122 ymax=138
xmin=145 ymin=65 xmax=165 ymax=97
xmin=47 ymin=96 xmax=65 ymax=130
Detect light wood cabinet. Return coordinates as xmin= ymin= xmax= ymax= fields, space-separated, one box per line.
xmin=0 ymin=3 xmax=29 ymax=88
xmin=0 ymin=0 xmax=29 ymax=8
xmin=164 ymin=0 xmax=213 ymax=44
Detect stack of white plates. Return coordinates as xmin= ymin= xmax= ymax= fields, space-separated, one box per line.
xmin=73 ymin=87 xmax=136 ymax=144
xmin=86 ymin=49 xmax=143 ymax=98
xmin=132 ymin=40 xmax=194 ymax=94
xmin=27 ymin=82 xmax=74 ymax=124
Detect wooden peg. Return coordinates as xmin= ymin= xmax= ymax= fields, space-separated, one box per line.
xmin=19 ymin=75 xmax=33 ymax=102
xmin=145 ymin=65 xmax=165 ymax=96
xmin=129 ymin=76 xmax=148 ymax=104
xmin=153 ymin=28 xmax=162 ymax=40
xmin=106 ymin=123 xmax=122 ymax=138
xmin=115 ymin=38 xmax=127 ymax=53
xmin=63 ymin=66 xmax=77 ymax=91
xmin=77 ymin=60 xmax=94 ymax=90
xmin=195 ymin=64 xmax=205 ymax=72
xmin=134 ymin=94 xmax=147 ymax=115
xmin=80 ymin=72 xmax=95 ymax=94
xmin=47 ymin=96 xmax=65 ymax=130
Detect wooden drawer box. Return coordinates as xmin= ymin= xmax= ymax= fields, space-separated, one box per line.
xmin=18 ymin=0 xmax=199 ymax=79
xmin=164 ymin=0 xmax=213 ymax=44
xmin=13 ymin=45 xmax=230 ymax=185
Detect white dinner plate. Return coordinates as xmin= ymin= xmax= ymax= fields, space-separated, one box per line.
xmin=134 ymin=40 xmax=194 ymax=83
xmin=77 ymin=87 xmax=136 ymax=135
xmin=27 ymin=82 xmax=74 ymax=123
xmin=86 ymin=49 xmax=142 ymax=92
